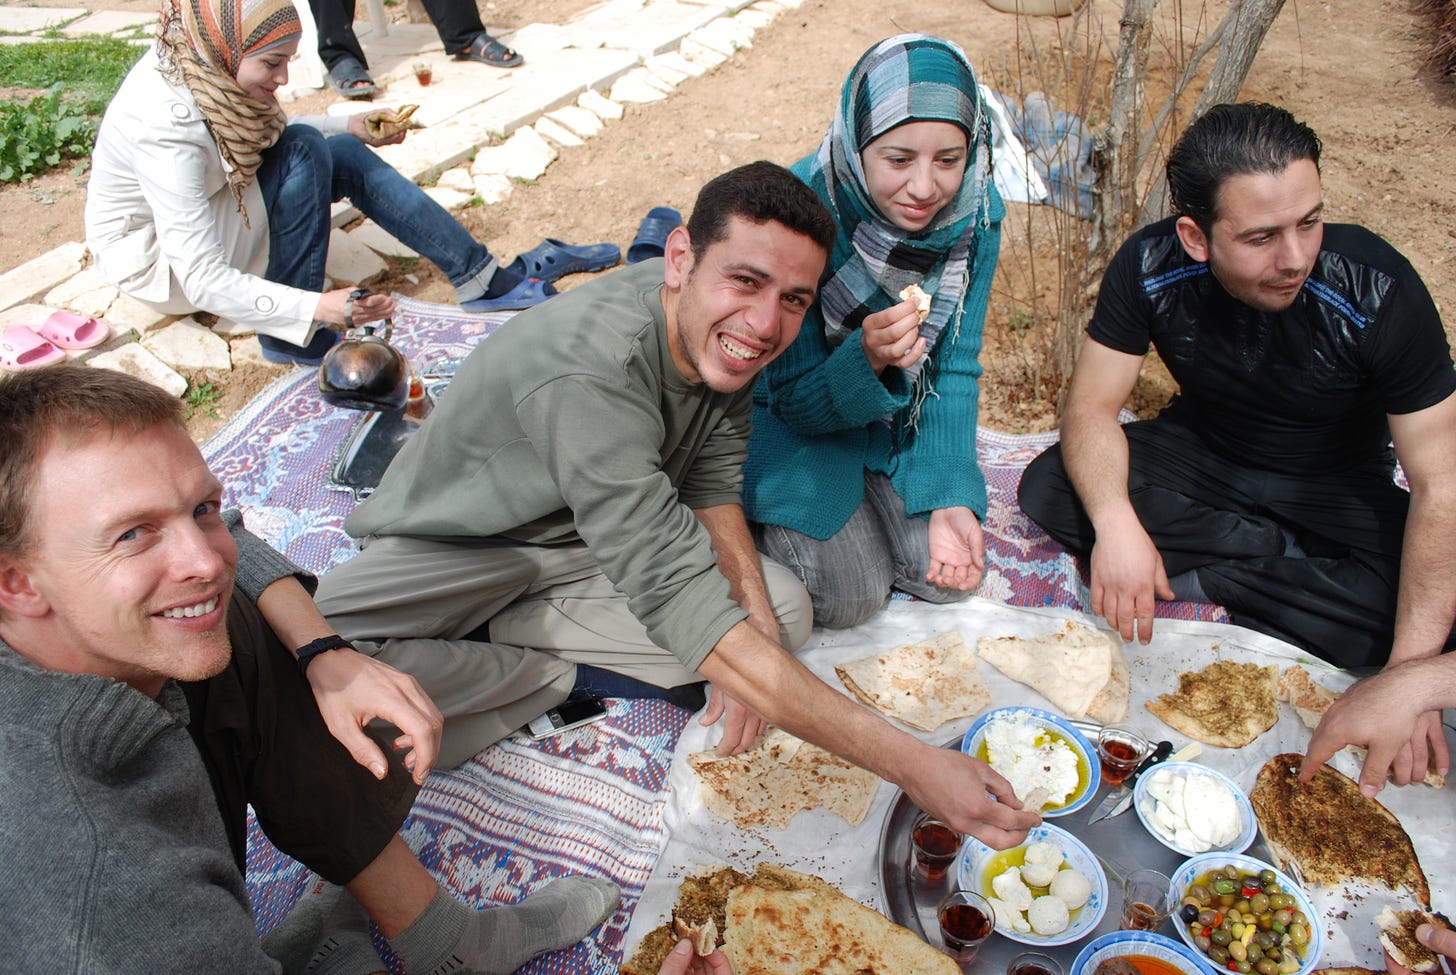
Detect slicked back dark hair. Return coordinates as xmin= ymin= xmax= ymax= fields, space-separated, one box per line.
xmin=0 ymin=366 xmax=184 ymax=559
xmin=1166 ymin=102 xmax=1322 ymax=235
xmin=685 ymin=160 xmax=837 ymax=261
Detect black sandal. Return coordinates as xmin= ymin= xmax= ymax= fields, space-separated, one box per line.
xmin=326 ymin=55 xmax=379 ymax=100
xmin=452 ymin=32 xmax=524 ymax=68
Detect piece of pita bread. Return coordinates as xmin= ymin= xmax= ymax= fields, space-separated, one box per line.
xmin=1146 ymin=660 xmax=1278 ymax=748
xmin=363 ymin=104 xmax=419 ymax=139
xmin=835 ymin=631 xmax=990 ymax=732
xmin=977 ymin=621 xmax=1130 ymax=723
xmin=1376 ymin=907 xmax=1454 ymax=973
xmin=899 ymin=283 xmax=932 ymax=323
xmin=686 ymin=729 xmax=879 ymax=829
xmin=673 ymin=916 xmax=719 ymax=956
xmin=1250 ymin=754 xmax=1430 ymax=908
xmin=1277 ymin=666 xmax=1446 ymax=787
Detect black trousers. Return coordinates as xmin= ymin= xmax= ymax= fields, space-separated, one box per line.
xmin=1016 ymin=414 xmax=1427 ymax=669
xmin=312 ymin=0 xmax=486 ymax=69
xmin=182 ymin=592 xmax=420 ymax=885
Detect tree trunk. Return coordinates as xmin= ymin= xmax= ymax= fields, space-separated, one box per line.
xmin=1137 ymin=0 xmax=1288 ymax=225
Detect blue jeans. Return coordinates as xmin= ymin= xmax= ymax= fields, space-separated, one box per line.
xmin=753 ymin=470 xmax=971 ymax=629
xmin=255 ymin=125 xmax=497 ymax=301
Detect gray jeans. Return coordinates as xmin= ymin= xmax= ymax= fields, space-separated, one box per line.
xmin=314 ymin=534 xmax=812 ymax=767
xmin=753 ymin=470 xmax=971 ymax=629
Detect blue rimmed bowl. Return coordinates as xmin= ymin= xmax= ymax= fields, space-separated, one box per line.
xmin=1071 ymin=930 xmax=1208 ymax=975
xmin=957 ymin=821 xmax=1108 ymax=947
xmin=1168 ymin=853 xmax=1323 ymax=975
xmin=962 ymin=706 xmax=1100 ymax=816
xmin=1133 ymin=762 xmax=1257 ymax=858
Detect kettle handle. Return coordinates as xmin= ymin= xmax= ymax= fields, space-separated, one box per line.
xmin=344 ymin=287 xmax=392 ymax=342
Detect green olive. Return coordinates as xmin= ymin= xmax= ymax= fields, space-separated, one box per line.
xmin=1290 ymin=923 xmax=1309 ymax=947
xmin=1190 ymin=884 xmax=1211 ymax=903
xmin=1250 ymin=893 xmax=1270 ymax=915
xmin=1211 ymin=946 xmax=1230 ymax=965
xmin=1259 ymin=869 xmax=1277 ymax=884
xmin=1212 ymin=929 xmax=1233 ymax=947
xmin=1235 ymin=962 xmax=1253 ymax=974
xmin=1214 ymin=878 xmax=1239 ymax=895
xmin=1257 ymin=960 xmax=1278 ymax=975
xmin=1229 ymin=941 xmax=1249 ymax=962
xmin=1224 ymin=865 xmax=1241 ymax=880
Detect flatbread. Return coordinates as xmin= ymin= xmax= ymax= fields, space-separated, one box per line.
xmin=1145 ymin=660 xmax=1278 ymax=748
xmin=363 ymin=104 xmax=419 ymax=139
xmin=673 ymin=916 xmax=718 ymax=956
xmin=620 ymin=864 xmax=956 ymax=975
xmin=835 ymin=631 xmax=990 ymax=731
xmin=1250 ymin=753 xmax=1429 ymax=908
xmin=899 ymin=283 xmax=932 ymax=323
xmin=1376 ymin=907 xmax=1454 ymax=973
xmin=1277 ymin=666 xmax=1446 ymax=787
xmin=977 ymin=621 xmax=1130 ymax=723
xmin=686 ymin=729 xmax=880 ymax=829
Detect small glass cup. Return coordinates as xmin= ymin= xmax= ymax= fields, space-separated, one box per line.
xmin=937 ymin=889 xmax=994 ymax=964
xmin=911 ymin=811 xmax=962 ymax=885
xmin=413 ymin=60 xmax=433 ymax=86
xmin=1120 ymin=867 xmax=1173 ymax=930
xmin=1008 ymin=951 xmax=1065 ymax=975
xmin=1097 ymin=722 xmax=1150 ymax=787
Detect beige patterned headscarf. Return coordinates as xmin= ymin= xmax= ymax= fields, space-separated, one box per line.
xmin=156 ymin=0 xmax=298 ymax=225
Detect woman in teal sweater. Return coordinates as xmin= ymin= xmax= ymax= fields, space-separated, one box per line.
xmin=744 ymin=33 xmax=1003 ymax=628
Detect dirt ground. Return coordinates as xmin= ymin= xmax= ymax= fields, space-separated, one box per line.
xmin=3 ymin=0 xmax=1453 ymax=442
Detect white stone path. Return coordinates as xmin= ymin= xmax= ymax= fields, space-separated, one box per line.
xmin=0 ymin=0 xmax=796 ymax=389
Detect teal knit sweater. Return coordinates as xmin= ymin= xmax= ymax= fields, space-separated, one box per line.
xmin=744 ymin=182 xmax=1004 ymax=540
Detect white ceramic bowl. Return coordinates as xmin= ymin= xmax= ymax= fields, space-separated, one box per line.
xmin=1071 ymin=930 xmax=1208 ymax=975
xmin=1168 ymin=853 xmax=1324 ymax=975
xmin=1133 ymin=762 xmax=1257 ymax=857
xmin=961 ymin=706 xmax=1100 ymax=817
xmin=957 ymin=821 xmax=1108 ymax=947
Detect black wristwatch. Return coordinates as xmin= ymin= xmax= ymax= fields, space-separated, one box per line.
xmin=295 ymin=635 xmax=355 ymax=676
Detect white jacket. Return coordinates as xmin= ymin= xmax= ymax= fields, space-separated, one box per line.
xmin=86 ymin=48 xmax=346 ymax=344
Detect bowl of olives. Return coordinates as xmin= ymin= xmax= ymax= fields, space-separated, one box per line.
xmin=1168 ymin=853 xmax=1323 ymax=975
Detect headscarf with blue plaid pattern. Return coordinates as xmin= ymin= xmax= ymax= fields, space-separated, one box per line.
xmin=795 ymin=34 xmax=992 ymax=389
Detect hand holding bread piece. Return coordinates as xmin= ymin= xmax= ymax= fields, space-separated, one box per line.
xmin=363 ymin=104 xmax=419 ymax=140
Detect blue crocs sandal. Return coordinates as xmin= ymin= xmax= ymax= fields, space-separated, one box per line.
xmin=459 ymin=275 xmax=557 ymax=314
xmin=626 ymin=207 xmax=683 ymax=264
xmin=507 ymin=239 xmax=621 ymax=283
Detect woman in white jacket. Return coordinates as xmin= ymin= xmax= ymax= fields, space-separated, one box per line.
xmin=86 ymin=0 xmax=559 ymax=364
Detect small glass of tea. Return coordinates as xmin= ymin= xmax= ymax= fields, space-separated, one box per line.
xmin=1097 ymin=722 xmax=1150 ymax=787
xmin=911 ymin=811 xmax=962 ymax=884
xmin=413 ymin=60 xmax=433 ymax=86
xmin=1120 ymin=867 xmax=1172 ymax=931
xmin=1008 ymin=950 xmax=1065 ymax=975
xmin=937 ymin=889 xmax=994 ymax=964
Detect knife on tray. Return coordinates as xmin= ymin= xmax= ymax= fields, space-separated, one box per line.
xmin=1086 ymin=740 xmax=1201 ymax=825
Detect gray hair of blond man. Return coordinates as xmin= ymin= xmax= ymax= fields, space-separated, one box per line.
xmin=0 ymin=366 xmax=184 ymax=558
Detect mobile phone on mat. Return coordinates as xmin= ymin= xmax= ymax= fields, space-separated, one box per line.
xmin=526 ymin=696 xmax=608 ymax=739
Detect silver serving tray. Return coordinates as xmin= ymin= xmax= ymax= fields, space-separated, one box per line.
xmin=326 ymin=360 xmax=459 ymax=501
xmin=878 ymin=723 xmax=1274 ymax=968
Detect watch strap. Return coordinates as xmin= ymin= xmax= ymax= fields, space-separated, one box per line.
xmin=295 ymin=635 xmax=355 ymax=676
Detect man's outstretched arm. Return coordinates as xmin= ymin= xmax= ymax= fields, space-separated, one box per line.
xmin=1060 ymin=338 xmax=1173 ymax=643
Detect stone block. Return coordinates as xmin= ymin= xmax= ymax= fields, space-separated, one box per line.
xmin=534 ymin=117 xmax=584 ymax=148
xmin=59 ymin=10 xmax=155 ymax=36
xmin=44 ymin=266 xmax=118 ymax=318
xmin=686 ymin=18 xmax=753 ymax=58
xmin=644 ymin=54 xmax=692 ymax=86
xmin=734 ymin=7 xmax=775 ymax=30
xmin=211 ymin=316 xmax=256 ymax=338
xmin=473 ymin=174 xmax=514 ymax=205
xmin=679 ymin=36 xmax=731 ymax=68
xmin=649 ymin=51 xmax=706 ymax=79
xmin=104 ymin=293 xmax=172 ymax=332
xmin=546 ymin=105 xmax=606 ymax=139
xmin=0 ymin=303 xmax=55 ymax=328
xmin=470 ymin=127 xmax=557 ymax=182
xmin=349 ymin=221 xmax=420 ymax=258
xmin=87 ymin=344 xmax=189 ymax=399
xmin=325 ymin=229 xmax=390 ymax=286
xmin=0 ymin=8 xmax=85 ymax=33
xmin=141 ymin=318 xmax=233 ymax=372
xmin=229 ymin=336 xmax=277 ymax=370
xmin=610 ymin=68 xmax=673 ymax=104
xmin=0 ymin=242 xmax=88 ymax=313
xmin=435 ymin=167 xmax=476 ymax=194
xmin=578 ymin=89 xmax=625 ymax=121
xmin=423 ymin=185 xmax=475 ymax=211
xmin=564 ymin=0 xmax=725 ymax=57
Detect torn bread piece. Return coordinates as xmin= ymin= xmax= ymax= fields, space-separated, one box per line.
xmin=363 ymin=104 xmax=420 ymax=140
xmin=1376 ymin=907 xmax=1454 ymax=973
xmin=673 ymin=916 xmax=719 ymax=956
xmin=899 ymin=283 xmax=932 ymax=323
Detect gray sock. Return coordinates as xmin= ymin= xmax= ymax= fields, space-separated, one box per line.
xmin=1168 ymin=567 xmax=1210 ymax=603
xmin=307 ymin=892 xmax=386 ymax=975
xmin=262 ymin=883 xmax=344 ymax=975
xmin=390 ymin=878 xmax=621 ymax=975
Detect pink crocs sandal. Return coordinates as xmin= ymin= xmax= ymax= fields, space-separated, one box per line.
xmin=33 ymin=310 xmax=107 ymax=350
xmin=0 ymin=325 xmax=66 ymax=371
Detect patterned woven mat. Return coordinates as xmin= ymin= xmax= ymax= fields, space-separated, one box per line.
xmin=208 ymin=296 xmax=1225 ymax=973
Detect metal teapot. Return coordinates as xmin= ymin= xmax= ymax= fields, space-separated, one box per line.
xmin=318 ymin=289 xmax=410 ymax=412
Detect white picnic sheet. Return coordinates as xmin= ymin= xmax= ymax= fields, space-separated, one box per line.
xmin=623 ymin=596 xmax=1455 ymax=968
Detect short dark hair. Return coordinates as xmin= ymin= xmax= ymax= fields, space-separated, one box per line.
xmin=1166 ymin=102 xmax=1322 ymax=234
xmin=685 ymin=160 xmax=837 ymax=261
xmin=0 ymin=366 xmax=184 ymax=558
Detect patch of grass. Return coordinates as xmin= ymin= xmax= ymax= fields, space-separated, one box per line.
xmin=0 ymin=36 xmax=142 ymax=114
xmin=183 ymin=381 xmax=223 ymax=421
xmin=0 ymin=90 xmax=98 ymax=183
